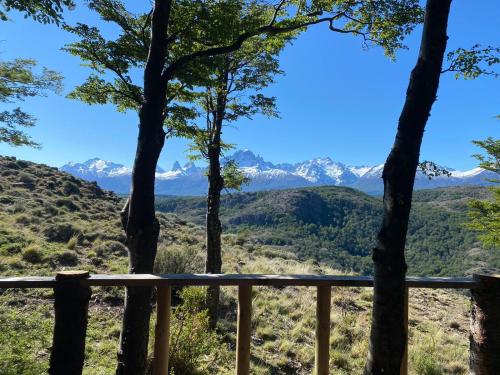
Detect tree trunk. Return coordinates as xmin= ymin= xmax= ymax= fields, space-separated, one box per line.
xmin=206 ymin=119 xmax=224 ymax=328
xmin=116 ymin=1 xmax=171 ymax=374
xmin=364 ymin=1 xmax=452 ymax=374
xmin=470 ymin=274 xmax=500 ymax=374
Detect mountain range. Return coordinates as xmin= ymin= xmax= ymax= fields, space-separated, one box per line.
xmin=60 ymin=149 xmax=494 ymax=195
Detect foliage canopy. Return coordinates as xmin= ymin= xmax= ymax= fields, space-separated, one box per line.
xmin=0 ymin=0 xmax=73 ymax=24
xmin=0 ymin=59 xmax=63 ymax=147
xmin=468 ymin=137 xmax=500 ymax=248
xmin=64 ymin=0 xmax=424 ymax=130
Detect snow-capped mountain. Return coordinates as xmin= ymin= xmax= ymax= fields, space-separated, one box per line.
xmin=60 ymin=150 xmax=495 ymax=196
xmin=61 ymin=158 xmax=133 ymax=179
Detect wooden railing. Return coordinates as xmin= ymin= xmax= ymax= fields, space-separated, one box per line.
xmin=0 ymin=272 xmax=499 ymax=375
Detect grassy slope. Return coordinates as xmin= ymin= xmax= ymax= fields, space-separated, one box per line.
xmin=156 ymin=185 xmax=497 ymax=276
xmin=0 ymin=156 xmax=473 ymax=374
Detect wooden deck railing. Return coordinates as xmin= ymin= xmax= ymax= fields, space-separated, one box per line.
xmin=0 ymin=272 xmax=499 ymax=375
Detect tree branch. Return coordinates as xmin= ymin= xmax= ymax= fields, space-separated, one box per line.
xmin=162 ymin=13 xmax=350 ymax=82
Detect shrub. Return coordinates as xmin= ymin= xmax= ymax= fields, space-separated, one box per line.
xmin=446 ymin=361 xmax=467 ymax=375
xmin=411 ymin=337 xmax=444 ymax=375
xmin=43 ymin=203 xmax=59 ymax=215
xmin=11 ymin=201 xmax=25 ymax=213
xmin=57 ymin=251 xmax=79 ymax=266
xmin=154 ymin=245 xmax=204 ymax=274
xmin=43 ymin=223 xmax=80 ymax=242
xmin=62 ymin=180 xmax=80 ymax=196
xmin=0 ymin=242 xmax=23 ymax=255
xmin=16 ymin=160 xmax=29 ymax=168
xmin=412 ymin=355 xmax=443 ymax=375
xmin=235 ymin=231 xmax=249 ymax=246
xmin=0 ymin=196 xmax=14 ymax=204
xmin=168 ymin=287 xmax=230 ymax=375
xmin=18 ymin=172 xmax=35 ymax=189
xmin=330 ymin=350 xmax=350 ymax=370
xmin=15 ymin=214 xmax=31 ymax=225
xmin=92 ymin=240 xmax=128 ymax=258
xmin=67 ymin=235 xmax=79 ymax=250
xmin=22 ymin=245 xmax=43 ymax=263
xmin=54 ymin=198 xmax=79 ymax=211
xmin=3 ymin=160 xmax=19 ymax=169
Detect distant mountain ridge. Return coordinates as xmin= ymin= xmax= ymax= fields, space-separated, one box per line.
xmin=60 ymin=149 xmax=494 ymax=195
xmin=155 ymin=185 xmax=498 ymax=276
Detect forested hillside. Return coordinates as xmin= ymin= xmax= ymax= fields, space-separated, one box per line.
xmin=156 ymin=185 xmax=498 ymax=276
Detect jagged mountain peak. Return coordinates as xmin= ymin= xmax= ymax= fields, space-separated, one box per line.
xmin=229 ymin=149 xmax=274 ymax=170
xmin=172 ymin=161 xmax=182 ymax=171
xmin=60 ymin=151 xmax=494 ymax=196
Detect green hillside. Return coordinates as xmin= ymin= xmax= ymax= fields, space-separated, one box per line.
xmin=0 ymin=156 xmax=476 ymax=374
xmin=156 ymin=185 xmax=497 ymax=276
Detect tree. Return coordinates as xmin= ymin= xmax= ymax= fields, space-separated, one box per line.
xmin=365 ymin=0 xmax=452 ymax=373
xmin=441 ymin=44 xmax=500 ymax=248
xmin=64 ymin=1 xmax=423 ymax=373
xmin=0 ymin=0 xmax=74 ymax=24
xmin=442 ymin=44 xmax=500 ymax=79
xmin=0 ymin=58 xmax=62 ymax=147
xmin=0 ymin=0 xmax=69 ymax=147
xmin=185 ymin=32 xmax=286 ymax=327
xmin=468 ymin=137 xmax=500 ymax=248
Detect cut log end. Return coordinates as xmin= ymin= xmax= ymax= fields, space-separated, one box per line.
xmin=55 ymin=270 xmax=90 ymax=280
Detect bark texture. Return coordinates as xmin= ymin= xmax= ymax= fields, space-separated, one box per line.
xmin=470 ymin=274 xmax=500 ymax=375
xmin=364 ymin=1 xmax=452 ymax=373
xmin=205 ymin=81 xmax=226 ymax=328
xmin=49 ymin=274 xmax=91 ymax=375
xmin=116 ymin=1 xmax=171 ymax=374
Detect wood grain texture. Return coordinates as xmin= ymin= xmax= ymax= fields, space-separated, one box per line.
xmin=315 ymin=286 xmax=332 ymax=375
xmin=236 ymin=285 xmax=252 ymax=375
xmin=0 ymin=274 xmax=477 ymax=289
xmin=153 ymin=286 xmax=172 ymax=375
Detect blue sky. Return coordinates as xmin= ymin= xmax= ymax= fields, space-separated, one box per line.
xmin=0 ymin=1 xmax=498 ymax=171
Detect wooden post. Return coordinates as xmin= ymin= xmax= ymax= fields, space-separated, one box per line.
xmin=153 ymin=286 xmax=172 ymax=375
xmin=400 ymin=287 xmax=409 ymax=375
xmin=49 ymin=270 xmax=91 ymax=375
xmin=470 ymin=274 xmax=500 ymax=375
xmin=315 ymin=285 xmax=331 ymax=375
xmin=236 ymin=285 xmax=252 ymax=375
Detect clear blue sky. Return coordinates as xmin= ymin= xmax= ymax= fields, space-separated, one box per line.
xmin=0 ymin=1 xmax=498 ymax=170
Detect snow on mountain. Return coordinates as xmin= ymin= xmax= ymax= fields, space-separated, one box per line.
xmin=294 ymin=157 xmax=357 ymax=185
xmin=450 ymin=167 xmax=484 ymax=178
xmin=60 ymin=151 xmax=495 ymax=196
xmin=348 ymin=165 xmax=372 ymax=178
xmin=61 ymin=158 xmax=132 ymax=179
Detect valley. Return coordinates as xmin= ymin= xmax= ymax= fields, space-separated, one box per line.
xmin=156 ymin=185 xmax=497 ymax=276
xmin=0 ymin=155 xmax=494 ymax=374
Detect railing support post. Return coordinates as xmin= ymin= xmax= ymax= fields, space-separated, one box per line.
xmin=400 ymin=287 xmax=409 ymax=375
xmin=315 ymin=285 xmax=331 ymax=375
xmin=153 ymin=286 xmax=172 ymax=375
xmin=236 ymin=285 xmax=252 ymax=375
xmin=470 ymin=274 xmax=500 ymax=375
xmin=49 ymin=270 xmax=91 ymax=375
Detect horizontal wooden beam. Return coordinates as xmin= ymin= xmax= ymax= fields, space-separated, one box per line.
xmin=0 ymin=274 xmax=477 ymax=289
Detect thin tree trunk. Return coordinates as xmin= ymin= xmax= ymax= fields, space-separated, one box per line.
xmin=206 ymin=140 xmax=223 ymax=328
xmin=116 ymin=1 xmax=171 ymax=374
xmin=205 ymin=66 xmax=229 ymax=328
xmin=205 ymin=106 xmax=224 ymax=328
xmin=364 ymin=1 xmax=451 ymax=374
